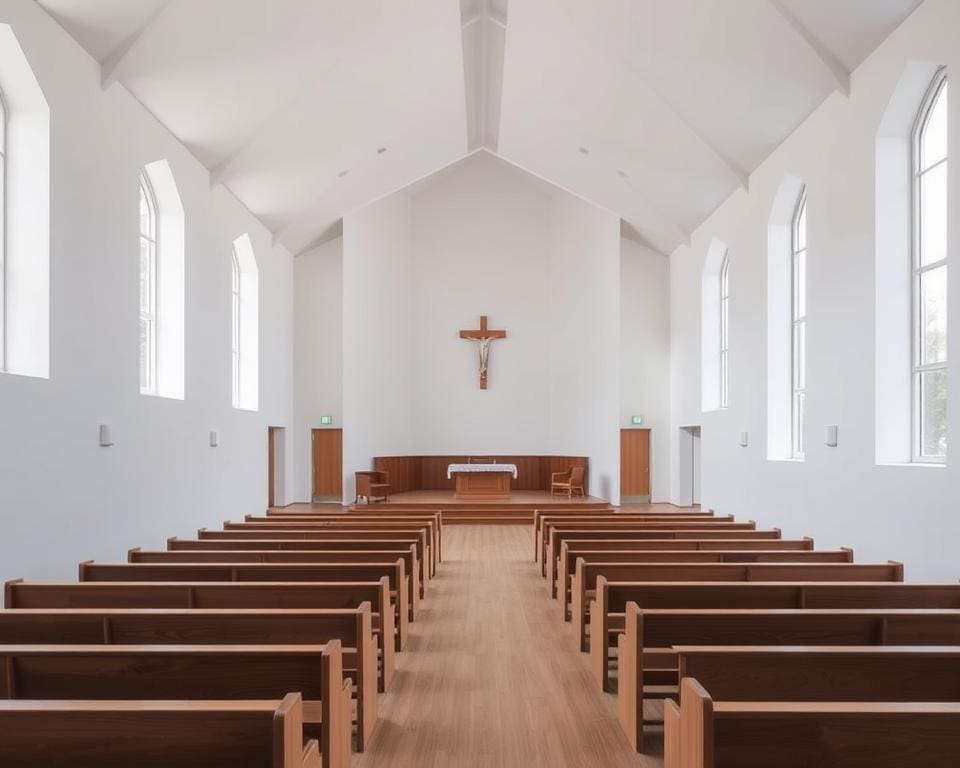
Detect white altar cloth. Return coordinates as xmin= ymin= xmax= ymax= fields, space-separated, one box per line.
xmin=447 ymin=463 xmax=518 ymax=479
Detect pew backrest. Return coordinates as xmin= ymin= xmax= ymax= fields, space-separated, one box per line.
xmin=0 ymin=694 xmax=325 ymax=768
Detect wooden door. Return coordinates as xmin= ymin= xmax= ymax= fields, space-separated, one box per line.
xmin=267 ymin=427 xmax=277 ymax=507
xmin=312 ymin=428 xmax=343 ymax=501
xmin=620 ymin=429 xmax=651 ymax=500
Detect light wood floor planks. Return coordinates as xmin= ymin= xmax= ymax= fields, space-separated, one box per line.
xmin=356 ymin=524 xmax=660 ymax=768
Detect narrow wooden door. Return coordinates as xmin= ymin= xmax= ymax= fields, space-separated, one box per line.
xmin=620 ymin=428 xmax=651 ymax=500
xmin=267 ymin=427 xmax=277 ymax=507
xmin=312 ymin=428 xmax=343 ymax=501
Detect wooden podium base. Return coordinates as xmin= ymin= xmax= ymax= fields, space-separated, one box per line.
xmin=453 ymin=472 xmax=512 ymax=500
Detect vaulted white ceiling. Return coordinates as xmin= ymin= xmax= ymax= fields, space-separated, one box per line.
xmin=36 ymin=0 xmax=923 ymax=255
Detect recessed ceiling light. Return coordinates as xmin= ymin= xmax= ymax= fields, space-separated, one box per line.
xmin=578 ymin=146 xmax=590 ymax=155
xmin=616 ymin=169 xmax=628 ymax=178
xmin=376 ymin=147 xmax=387 ymax=155
xmin=337 ymin=169 xmax=350 ymax=178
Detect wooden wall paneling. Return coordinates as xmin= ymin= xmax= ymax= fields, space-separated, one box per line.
xmin=370 ymin=456 xmax=589 ymax=492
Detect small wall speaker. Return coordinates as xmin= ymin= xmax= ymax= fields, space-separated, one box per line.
xmin=209 ymin=430 xmax=219 ymax=447
xmin=99 ymin=424 xmax=114 ymax=447
xmin=825 ymin=425 xmax=838 ymax=447
xmin=738 ymin=431 xmax=749 ymax=447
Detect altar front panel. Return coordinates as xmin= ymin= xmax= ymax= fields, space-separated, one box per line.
xmin=452 ymin=471 xmax=512 ymax=500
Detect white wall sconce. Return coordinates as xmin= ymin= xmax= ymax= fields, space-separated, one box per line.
xmin=825 ymin=425 xmax=838 ymax=447
xmin=99 ymin=424 xmax=114 ymax=447
xmin=739 ymin=431 xmax=749 ymax=447
xmin=209 ymin=430 xmax=219 ymax=447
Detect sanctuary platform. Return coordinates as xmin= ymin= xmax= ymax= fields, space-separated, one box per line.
xmin=281 ymin=491 xmax=610 ymax=524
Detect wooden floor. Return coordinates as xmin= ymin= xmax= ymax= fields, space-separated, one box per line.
xmin=356 ymin=525 xmax=659 ymax=768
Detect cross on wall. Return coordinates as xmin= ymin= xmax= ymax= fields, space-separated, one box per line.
xmin=459 ymin=315 xmax=507 ymax=390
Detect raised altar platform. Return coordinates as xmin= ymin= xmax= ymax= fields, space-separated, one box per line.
xmin=349 ymin=489 xmax=610 ymax=524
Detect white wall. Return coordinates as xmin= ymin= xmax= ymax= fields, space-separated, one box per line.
xmin=0 ymin=1 xmax=294 ymax=582
xmin=621 ymin=238 xmax=671 ymax=502
xmin=547 ymin=193 xmax=621 ymax=503
xmin=293 ymin=237 xmax=343 ymax=501
xmin=335 ymin=151 xmax=623 ymax=500
xmin=342 ymin=194 xmax=415 ymax=502
xmin=669 ymin=0 xmax=960 ymax=580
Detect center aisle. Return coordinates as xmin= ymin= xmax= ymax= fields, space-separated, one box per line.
xmin=356 ymin=525 xmax=658 ymax=767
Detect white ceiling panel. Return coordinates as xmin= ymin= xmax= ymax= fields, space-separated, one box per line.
xmin=35 ymin=0 xmax=925 ymax=255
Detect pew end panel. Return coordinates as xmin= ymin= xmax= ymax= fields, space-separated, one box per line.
xmin=679 ymin=677 xmax=714 ymax=768
xmin=616 ymin=601 xmax=643 ymax=750
xmin=590 ymin=576 xmax=609 ymax=687
xmin=4 ymin=579 xmax=24 ymax=608
xmin=664 ymin=699 xmax=681 ymax=768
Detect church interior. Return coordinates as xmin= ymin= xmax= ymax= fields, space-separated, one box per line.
xmin=1 ymin=0 xmax=960 ymax=765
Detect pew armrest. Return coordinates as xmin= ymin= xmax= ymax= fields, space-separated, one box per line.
xmin=679 ymin=678 xmax=714 ymax=768
xmin=663 ymin=700 xmax=681 ymax=768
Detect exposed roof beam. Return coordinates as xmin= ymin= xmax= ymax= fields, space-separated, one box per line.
xmin=768 ymin=0 xmax=851 ymax=97
xmin=100 ymin=0 xmax=175 ymax=89
xmin=641 ymin=78 xmax=751 ymax=192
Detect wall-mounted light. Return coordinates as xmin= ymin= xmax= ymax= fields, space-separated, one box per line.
xmin=210 ymin=430 xmax=219 ymax=447
xmin=99 ymin=424 xmax=114 ymax=447
xmin=739 ymin=431 xmax=748 ymax=447
xmin=825 ymin=425 xmax=838 ymax=447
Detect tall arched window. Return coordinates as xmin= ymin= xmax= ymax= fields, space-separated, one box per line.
xmin=138 ymin=172 xmax=159 ymax=394
xmin=231 ymin=246 xmax=241 ymax=408
xmin=231 ymin=233 xmax=259 ymax=411
xmin=719 ymin=251 xmax=730 ymax=408
xmin=791 ymin=187 xmax=807 ymax=459
xmin=0 ymin=87 xmax=7 ymax=368
xmin=912 ymin=69 xmax=948 ymax=461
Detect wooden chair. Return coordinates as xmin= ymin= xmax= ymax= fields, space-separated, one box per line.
xmin=468 ymin=456 xmax=496 ymax=464
xmin=355 ymin=471 xmax=390 ymax=504
xmin=551 ymin=466 xmax=585 ymax=499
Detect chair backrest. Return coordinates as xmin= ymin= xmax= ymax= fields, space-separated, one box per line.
xmin=468 ymin=457 xmax=496 ymax=464
xmin=570 ymin=466 xmax=586 ymax=486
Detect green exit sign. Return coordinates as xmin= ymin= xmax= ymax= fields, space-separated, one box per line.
xmin=631 ymin=415 xmax=644 ymax=425
xmin=319 ymin=415 xmax=333 ymax=426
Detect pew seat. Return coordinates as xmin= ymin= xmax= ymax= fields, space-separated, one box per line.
xmin=664 ymin=678 xmax=960 ymax=768
xmin=0 ymin=695 xmax=326 ymax=768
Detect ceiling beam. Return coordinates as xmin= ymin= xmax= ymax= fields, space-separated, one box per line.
xmin=768 ymin=0 xmax=851 ymax=97
xmin=641 ymin=78 xmax=751 ymax=191
xmin=100 ymin=0 xmax=175 ymax=89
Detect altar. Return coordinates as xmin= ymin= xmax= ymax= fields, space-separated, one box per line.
xmin=447 ymin=463 xmax=518 ymax=500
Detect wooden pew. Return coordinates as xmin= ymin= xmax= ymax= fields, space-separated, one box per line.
xmin=199 ymin=528 xmax=433 ymax=579
xmin=533 ymin=510 xmax=712 ymax=562
xmin=613 ymin=606 xmax=960 ymax=750
xmin=173 ymin=535 xmax=433 ymax=583
xmin=246 ymin=512 xmax=443 ymax=566
xmin=0 ymin=644 xmax=352 ymax=767
xmin=0 ymin=694 xmax=326 ymax=768
xmin=5 ymin=579 xmax=397 ymax=676
xmin=572 ymin=561 xmax=905 ymax=651
xmin=220 ymin=519 xmax=439 ymax=574
xmin=77 ymin=561 xmax=411 ymax=645
xmin=133 ymin=545 xmax=424 ymax=606
xmin=541 ymin=526 xmax=781 ymax=577
xmin=0 ymin=606 xmax=379 ymax=749
xmin=551 ymin=537 xmax=816 ymax=600
xmin=665 ymin=678 xmax=960 ymax=768
xmin=538 ymin=519 xmax=761 ymax=573
xmin=556 ymin=546 xmax=853 ymax=611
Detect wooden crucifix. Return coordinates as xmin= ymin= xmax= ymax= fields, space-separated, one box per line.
xmin=459 ymin=315 xmax=507 ymax=390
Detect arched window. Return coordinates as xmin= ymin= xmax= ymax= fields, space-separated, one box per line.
xmin=912 ymin=69 xmax=948 ymax=461
xmin=0 ymin=25 xmax=50 ymax=379
xmin=232 ymin=233 xmax=259 ymax=411
xmin=0 ymin=87 xmax=7 ymax=367
xmin=138 ymin=172 xmax=159 ymax=394
xmin=231 ymin=246 xmax=241 ymax=408
xmin=791 ymin=188 xmax=807 ymax=459
xmin=719 ymin=251 xmax=730 ymax=409
xmin=138 ymin=160 xmax=184 ymax=399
